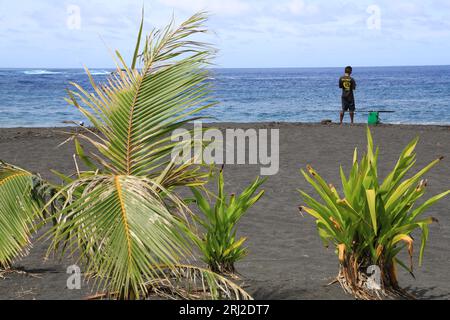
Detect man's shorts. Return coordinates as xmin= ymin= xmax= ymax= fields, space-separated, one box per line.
xmin=342 ymin=97 xmax=356 ymax=112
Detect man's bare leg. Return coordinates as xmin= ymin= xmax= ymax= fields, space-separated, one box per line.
xmin=350 ymin=112 xmax=355 ymax=124
xmin=340 ymin=112 xmax=345 ymax=125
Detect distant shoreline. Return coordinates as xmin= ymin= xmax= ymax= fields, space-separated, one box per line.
xmin=0 ymin=122 xmax=449 ymax=131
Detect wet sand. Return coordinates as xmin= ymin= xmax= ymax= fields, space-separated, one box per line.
xmin=0 ymin=123 xmax=449 ymax=300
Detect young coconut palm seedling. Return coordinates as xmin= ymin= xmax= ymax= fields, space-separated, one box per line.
xmin=299 ymin=128 xmax=449 ymax=300
xmin=0 ymin=12 xmax=251 ymax=300
xmin=190 ymin=168 xmax=266 ymax=274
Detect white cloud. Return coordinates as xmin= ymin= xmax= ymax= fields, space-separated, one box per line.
xmin=288 ymin=0 xmax=304 ymax=15
xmin=281 ymin=0 xmax=320 ymax=16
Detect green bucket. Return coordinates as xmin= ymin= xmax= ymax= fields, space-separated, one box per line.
xmin=368 ymin=112 xmax=380 ymax=125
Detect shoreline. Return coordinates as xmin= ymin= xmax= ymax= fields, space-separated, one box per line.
xmin=0 ymin=122 xmax=449 ymax=130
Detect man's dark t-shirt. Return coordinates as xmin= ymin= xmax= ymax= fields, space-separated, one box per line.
xmin=339 ymin=75 xmax=356 ymax=112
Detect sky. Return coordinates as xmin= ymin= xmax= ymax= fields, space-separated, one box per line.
xmin=1 ymin=0 xmax=450 ymax=68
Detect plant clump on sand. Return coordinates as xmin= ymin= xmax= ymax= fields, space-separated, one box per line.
xmin=0 ymin=12 xmax=254 ymax=301
xmin=189 ymin=167 xmax=266 ymax=275
xmin=299 ymin=128 xmax=450 ymax=300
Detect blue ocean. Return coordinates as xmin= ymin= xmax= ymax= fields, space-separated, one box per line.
xmin=1 ymin=66 xmax=450 ymax=127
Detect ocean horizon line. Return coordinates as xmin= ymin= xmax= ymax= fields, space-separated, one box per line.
xmin=1 ymin=64 xmax=450 ymax=70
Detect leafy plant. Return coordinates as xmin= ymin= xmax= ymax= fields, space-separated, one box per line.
xmin=0 ymin=12 xmax=251 ymax=301
xmin=0 ymin=163 xmax=41 ymax=269
xmin=190 ymin=169 xmax=266 ymax=274
xmin=299 ymin=128 xmax=449 ymax=300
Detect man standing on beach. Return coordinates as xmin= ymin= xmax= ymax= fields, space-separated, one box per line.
xmin=339 ymin=66 xmax=357 ymax=124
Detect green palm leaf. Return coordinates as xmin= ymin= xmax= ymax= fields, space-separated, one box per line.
xmin=66 ymin=12 xmax=216 ymax=188
xmin=0 ymin=162 xmax=40 ymax=268
xmin=47 ymin=175 xmax=191 ymax=299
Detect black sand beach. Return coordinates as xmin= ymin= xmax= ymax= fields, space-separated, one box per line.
xmin=0 ymin=123 xmax=449 ymax=300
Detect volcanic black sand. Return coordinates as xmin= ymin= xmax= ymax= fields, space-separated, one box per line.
xmin=0 ymin=123 xmax=449 ymax=300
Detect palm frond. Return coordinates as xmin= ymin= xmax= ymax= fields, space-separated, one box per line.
xmin=47 ymin=175 xmax=193 ymax=299
xmin=148 ymin=265 xmax=253 ymax=300
xmin=0 ymin=162 xmax=40 ymax=268
xmin=66 ymin=12 xmax=216 ymax=188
